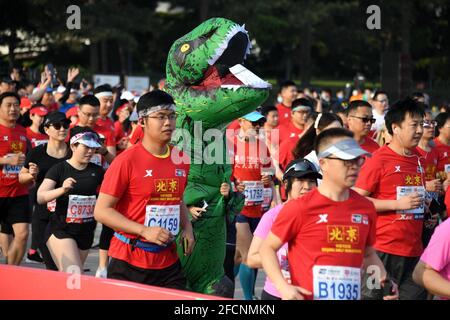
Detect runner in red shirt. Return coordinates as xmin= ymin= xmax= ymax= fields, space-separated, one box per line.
xmin=71 ymin=95 xmax=115 ymax=167
xmin=0 ymin=92 xmax=31 ymax=265
xmin=346 ymin=100 xmax=379 ymax=154
xmin=415 ymin=110 xmax=442 ymax=247
xmin=277 ymin=98 xmax=313 ymax=172
xmin=231 ymin=111 xmax=274 ymax=300
xmin=260 ymin=128 xmax=396 ymax=300
xmin=433 ymin=112 xmax=450 ymax=182
xmin=354 ymin=98 xmax=428 ymax=300
xmin=94 ymin=90 xmax=195 ymax=289
xmin=276 ymin=80 xmax=298 ymax=127
xmin=114 ymin=103 xmax=132 ymax=156
xmin=26 ymin=105 xmax=48 ymax=148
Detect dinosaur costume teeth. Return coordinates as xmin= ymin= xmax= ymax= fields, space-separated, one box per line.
xmin=165 ymin=17 xmax=270 ymax=296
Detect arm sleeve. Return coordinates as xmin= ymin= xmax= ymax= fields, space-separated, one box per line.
xmin=354 ymin=156 xmax=382 ymax=194
xmin=45 ymin=162 xmax=62 ymax=185
xmin=270 ymin=200 xmax=302 ymax=243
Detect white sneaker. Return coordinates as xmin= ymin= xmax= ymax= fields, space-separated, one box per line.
xmin=95 ymin=267 xmax=107 ymax=278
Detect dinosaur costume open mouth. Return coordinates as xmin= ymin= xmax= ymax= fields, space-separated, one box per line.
xmin=191 ymin=25 xmax=270 ymax=91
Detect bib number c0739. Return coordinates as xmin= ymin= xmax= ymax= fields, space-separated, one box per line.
xmin=145 ymin=205 xmax=180 ymax=236
xmin=313 ymin=265 xmax=361 ymax=300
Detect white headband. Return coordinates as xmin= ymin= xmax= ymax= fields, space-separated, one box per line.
xmin=138 ymin=104 xmax=176 ymax=118
xmin=95 ymin=92 xmax=113 ymax=99
xmin=314 ymin=113 xmax=323 ymax=129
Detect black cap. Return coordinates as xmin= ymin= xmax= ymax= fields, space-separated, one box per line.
xmin=283 ymin=158 xmax=322 ymax=181
xmin=39 ymin=111 xmax=71 ymax=134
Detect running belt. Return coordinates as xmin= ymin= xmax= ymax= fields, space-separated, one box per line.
xmin=113 ymin=232 xmax=171 ymax=253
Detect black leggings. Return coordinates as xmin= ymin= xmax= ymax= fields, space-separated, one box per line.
xmin=31 ymin=210 xmax=57 ymax=270
xmin=99 ymin=224 xmax=114 ymax=250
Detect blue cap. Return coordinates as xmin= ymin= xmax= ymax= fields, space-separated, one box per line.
xmin=242 ymin=111 xmax=265 ymax=122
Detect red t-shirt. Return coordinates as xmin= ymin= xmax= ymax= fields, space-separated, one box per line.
xmin=271 ymin=189 xmax=376 ymax=300
xmin=94 ymin=118 xmax=116 ymax=147
xmin=114 ymin=121 xmax=131 ymax=155
xmin=433 ymin=138 xmax=450 ymax=173
xmin=276 ymin=103 xmax=292 ymax=127
xmin=355 ymin=145 xmax=425 ymax=257
xmin=0 ymin=124 xmax=29 ymax=197
xmin=415 ymin=146 xmax=439 ymax=182
xmin=100 ymin=143 xmax=190 ymax=269
xmin=278 ymin=121 xmax=304 ymax=143
xmin=360 ymin=137 xmax=379 ymax=155
xmin=227 ymin=119 xmax=240 ymax=135
xmin=278 ymin=138 xmax=297 ymax=171
xmin=232 ymin=136 xmax=272 ymax=218
xmin=26 ymin=127 xmax=48 ymax=148
xmin=129 ymin=126 xmax=144 ymax=145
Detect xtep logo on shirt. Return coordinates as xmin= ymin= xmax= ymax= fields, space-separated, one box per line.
xmin=444 ymin=152 xmax=448 ymax=158
xmin=3 ymin=136 xmax=8 ymax=141
xmin=144 ymin=170 xmax=153 ymax=177
xmin=317 ymin=214 xmax=328 ymax=224
xmin=395 ymin=166 xmax=401 ymax=173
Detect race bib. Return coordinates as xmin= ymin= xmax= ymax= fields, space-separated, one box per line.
xmin=90 ymin=154 xmax=102 ymax=166
xmin=243 ymin=181 xmax=264 ymax=206
xmin=33 ymin=140 xmax=48 ymax=147
xmin=396 ymin=186 xmax=425 ymax=214
xmin=2 ymin=164 xmax=21 ymax=175
xmin=313 ymin=265 xmax=361 ymax=300
xmin=262 ymin=187 xmax=273 ymax=212
xmin=145 ymin=205 xmax=180 ymax=236
xmin=47 ymin=199 xmax=56 ymax=213
xmin=66 ymin=195 xmax=96 ymax=224
xmin=2 ymin=154 xmax=22 ymax=175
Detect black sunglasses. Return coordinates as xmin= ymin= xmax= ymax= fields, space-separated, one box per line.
xmin=251 ymin=120 xmax=266 ymax=127
xmin=350 ymin=116 xmax=376 ymax=124
xmin=49 ymin=122 xmax=70 ymax=130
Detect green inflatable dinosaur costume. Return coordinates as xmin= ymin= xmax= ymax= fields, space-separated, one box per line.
xmin=165 ymin=18 xmax=270 ymax=296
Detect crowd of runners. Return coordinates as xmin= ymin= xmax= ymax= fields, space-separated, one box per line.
xmin=1 ymin=67 xmax=450 ymax=300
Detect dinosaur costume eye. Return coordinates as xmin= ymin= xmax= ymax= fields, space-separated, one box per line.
xmin=180 ymin=44 xmax=190 ymax=53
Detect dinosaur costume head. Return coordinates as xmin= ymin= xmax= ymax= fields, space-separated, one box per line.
xmin=166 ymin=17 xmax=270 ymax=128
xmin=165 ymin=18 xmax=270 ymax=296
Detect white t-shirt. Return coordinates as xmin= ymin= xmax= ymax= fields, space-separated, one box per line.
xmin=372 ymin=109 xmax=386 ymax=132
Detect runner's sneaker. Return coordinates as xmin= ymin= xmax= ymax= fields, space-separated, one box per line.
xmin=26 ymin=250 xmax=44 ymax=263
xmin=95 ymin=267 xmax=107 ymax=278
